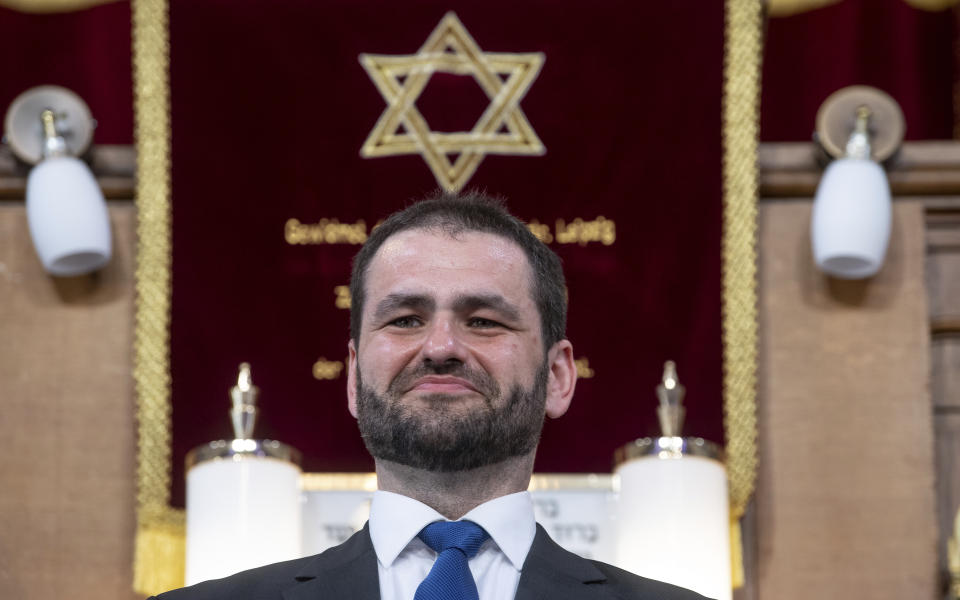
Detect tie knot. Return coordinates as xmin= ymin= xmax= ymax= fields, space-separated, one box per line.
xmin=418 ymin=521 xmax=489 ymax=558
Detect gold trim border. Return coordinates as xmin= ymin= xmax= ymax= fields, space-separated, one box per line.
xmin=528 ymin=473 xmax=614 ymax=492
xmin=768 ymin=0 xmax=959 ymax=15
xmin=721 ymin=0 xmax=762 ymax=588
xmin=130 ymin=3 xmax=761 ymax=593
xmin=300 ymin=473 xmax=616 ymax=493
xmin=301 ymin=472 xmax=380 ymax=492
xmin=0 ymin=0 xmax=120 ymax=13
xmin=132 ymin=0 xmax=183 ymax=595
xmin=722 ymin=0 xmax=761 ymax=521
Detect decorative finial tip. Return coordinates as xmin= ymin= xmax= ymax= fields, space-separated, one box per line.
xmin=230 ymin=362 xmax=258 ymax=440
xmin=655 ymin=360 xmax=686 ymax=438
xmin=237 ymin=362 xmax=252 ymax=391
xmin=662 ymin=360 xmax=678 ymax=390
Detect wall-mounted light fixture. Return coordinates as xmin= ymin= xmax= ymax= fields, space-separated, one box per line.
xmin=4 ymin=85 xmax=111 ymax=276
xmin=811 ymin=85 xmax=905 ymax=279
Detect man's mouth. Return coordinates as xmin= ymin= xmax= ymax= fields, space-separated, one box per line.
xmin=407 ymin=376 xmax=479 ymax=394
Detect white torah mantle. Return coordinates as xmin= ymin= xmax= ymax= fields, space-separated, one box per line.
xmin=614 ymin=437 xmax=731 ymax=600
xmin=185 ymin=439 xmax=302 ymax=585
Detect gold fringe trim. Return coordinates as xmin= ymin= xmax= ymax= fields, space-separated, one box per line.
xmin=722 ymin=0 xmax=762 ymax=589
xmin=766 ymin=0 xmax=840 ymax=17
xmin=903 ymin=0 xmax=960 ymax=10
xmin=768 ymin=0 xmax=958 ymax=17
xmin=0 ymin=0 xmax=119 ymax=13
xmin=132 ymin=0 xmax=179 ymax=594
xmin=133 ymin=513 xmax=186 ymax=596
xmin=729 ymin=517 xmax=745 ymax=588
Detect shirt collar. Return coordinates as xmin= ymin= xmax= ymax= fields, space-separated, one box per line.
xmin=369 ymin=490 xmax=445 ymax=568
xmin=368 ymin=490 xmax=536 ymax=571
xmin=461 ymin=490 xmax=536 ymax=570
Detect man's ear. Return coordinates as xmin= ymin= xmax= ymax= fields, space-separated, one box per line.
xmin=346 ymin=339 xmax=358 ymax=418
xmin=544 ymin=340 xmax=576 ymax=419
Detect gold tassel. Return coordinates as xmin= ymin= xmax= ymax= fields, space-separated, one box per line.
xmin=730 ymin=517 xmax=745 ymax=589
xmin=133 ymin=521 xmax=186 ymax=597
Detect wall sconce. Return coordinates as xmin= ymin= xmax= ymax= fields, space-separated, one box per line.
xmin=811 ymin=85 xmax=905 ymax=279
xmin=3 ymin=85 xmax=111 ymax=276
xmin=613 ymin=362 xmax=731 ymax=600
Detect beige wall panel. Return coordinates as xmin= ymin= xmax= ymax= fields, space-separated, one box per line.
xmin=756 ymin=201 xmax=938 ymax=600
xmin=0 ymin=202 xmax=139 ymax=600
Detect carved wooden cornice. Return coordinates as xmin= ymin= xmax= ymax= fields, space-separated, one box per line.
xmin=0 ymin=144 xmax=135 ymax=199
xmin=760 ymin=140 xmax=960 ymax=202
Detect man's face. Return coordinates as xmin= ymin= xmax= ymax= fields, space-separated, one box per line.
xmin=346 ymin=229 xmax=572 ymax=471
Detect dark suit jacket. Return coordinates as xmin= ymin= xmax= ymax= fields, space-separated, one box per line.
xmin=153 ymin=524 xmax=709 ymax=600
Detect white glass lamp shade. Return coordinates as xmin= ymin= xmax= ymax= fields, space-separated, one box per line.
xmin=614 ymin=454 xmax=731 ymax=600
xmin=811 ymin=158 xmax=891 ymax=279
xmin=185 ymin=456 xmax=302 ymax=585
xmin=26 ymin=156 xmax=112 ymax=276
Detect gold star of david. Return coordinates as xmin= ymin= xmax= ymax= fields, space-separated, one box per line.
xmin=359 ymin=12 xmax=545 ymax=192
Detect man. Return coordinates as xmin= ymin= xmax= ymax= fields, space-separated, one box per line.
xmin=153 ymin=191 xmax=706 ymax=600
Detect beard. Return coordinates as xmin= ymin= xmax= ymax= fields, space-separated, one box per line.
xmin=355 ymin=359 xmax=549 ymax=472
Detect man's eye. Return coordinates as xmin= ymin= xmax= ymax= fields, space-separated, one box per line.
xmin=468 ymin=317 xmax=501 ymax=329
xmin=389 ymin=316 xmax=422 ymax=328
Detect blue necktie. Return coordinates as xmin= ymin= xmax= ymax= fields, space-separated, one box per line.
xmin=414 ymin=520 xmax=490 ymax=600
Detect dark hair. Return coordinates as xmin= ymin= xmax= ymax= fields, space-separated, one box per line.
xmin=349 ymin=190 xmax=567 ymax=349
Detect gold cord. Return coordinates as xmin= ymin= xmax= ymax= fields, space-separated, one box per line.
xmin=131 ymin=0 xmax=183 ymax=594
xmin=722 ymin=0 xmax=763 ymax=587
xmin=723 ymin=0 xmax=762 ymax=523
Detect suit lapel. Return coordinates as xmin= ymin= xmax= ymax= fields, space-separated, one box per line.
xmin=514 ymin=524 xmax=609 ymax=600
xmin=281 ymin=524 xmax=380 ymax=600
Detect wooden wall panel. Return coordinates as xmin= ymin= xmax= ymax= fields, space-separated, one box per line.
xmin=927 ymin=211 xmax=960 ymax=331
xmin=0 ymin=202 xmax=139 ymax=600
xmin=756 ymin=200 xmax=938 ymax=600
xmin=927 ymin=199 xmax=960 ymax=590
xmin=934 ymin=406 xmax=960 ymax=586
xmin=929 ymin=208 xmax=960 ymax=588
xmin=932 ymin=335 xmax=960 ymax=409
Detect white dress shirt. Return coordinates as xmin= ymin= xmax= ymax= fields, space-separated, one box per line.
xmin=368 ymin=490 xmax=537 ymax=600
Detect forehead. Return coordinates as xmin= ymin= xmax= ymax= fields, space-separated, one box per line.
xmin=364 ymin=228 xmax=535 ymax=306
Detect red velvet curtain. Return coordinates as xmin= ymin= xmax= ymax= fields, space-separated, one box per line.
xmin=762 ymin=0 xmax=956 ymax=141
xmin=2 ymin=0 xmax=955 ymax=510
xmin=0 ymin=3 xmax=133 ymax=145
xmin=165 ymin=1 xmax=725 ymax=506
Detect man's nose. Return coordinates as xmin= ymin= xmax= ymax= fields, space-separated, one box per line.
xmin=420 ymin=317 xmax=468 ymax=363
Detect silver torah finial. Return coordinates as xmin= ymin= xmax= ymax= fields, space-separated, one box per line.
xmin=656 ymin=360 xmax=686 ymax=438
xmin=229 ymin=362 xmax=259 ymax=440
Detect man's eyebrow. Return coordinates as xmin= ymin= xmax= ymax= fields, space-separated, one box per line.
xmin=372 ymin=294 xmax=435 ymax=322
xmin=452 ymin=294 xmax=522 ymax=322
